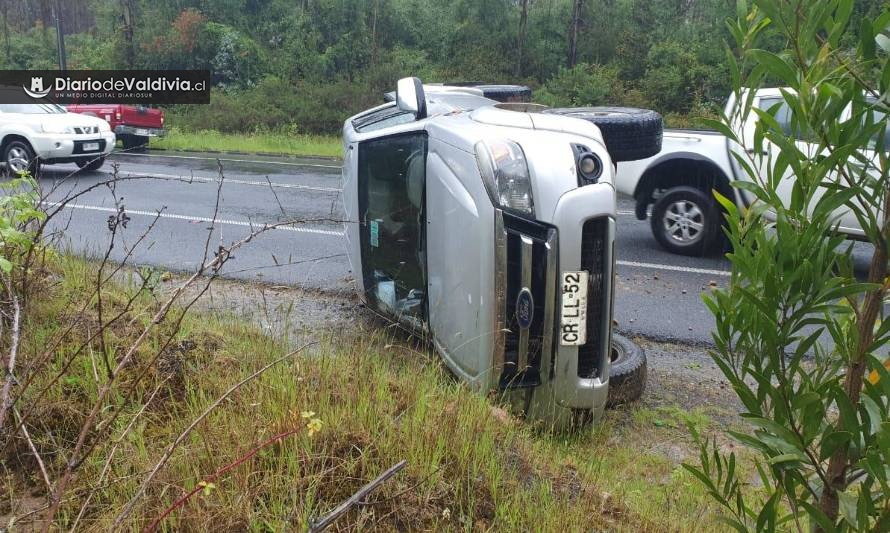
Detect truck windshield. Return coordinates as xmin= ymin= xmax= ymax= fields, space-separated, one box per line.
xmin=0 ymin=103 xmax=67 ymax=114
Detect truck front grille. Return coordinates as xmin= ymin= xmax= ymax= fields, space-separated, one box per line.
xmin=499 ymin=213 xmax=556 ymax=389
xmin=578 ymin=218 xmax=609 ymax=379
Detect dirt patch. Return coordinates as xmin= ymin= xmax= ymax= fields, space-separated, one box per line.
xmin=145 ymin=270 xmax=744 ymax=421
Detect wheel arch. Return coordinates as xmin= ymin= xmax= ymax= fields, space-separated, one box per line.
xmin=0 ymin=134 xmax=34 ymax=156
xmin=631 ymin=153 xmax=734 ymax=220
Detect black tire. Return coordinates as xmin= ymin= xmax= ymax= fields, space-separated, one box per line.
xmin=542 ymin=106 xmax=663 ymax=162
xmin=650 ymin=186 xmax=721 ymax=256
xmin=607 ymin=333 xmax=647 ymax=407
xmin=121 ymin=134 xmax=148 ymax=151
xmin=384 ymin=83 xmax=532 ymax=103
xmin=470 ymin=84 xmax=532 ymax=103
xmin=3 ymin=140 xmax=39 ymax=177
xmin=75 ymin=156 xmax=106 ymax=172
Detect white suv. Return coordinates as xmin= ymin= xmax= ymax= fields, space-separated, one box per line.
xmin=0 ymin=103 xmax=116 ymax=175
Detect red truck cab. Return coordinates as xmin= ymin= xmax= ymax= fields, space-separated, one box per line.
xmin=66 ymin=104 xmax=166 ymax=150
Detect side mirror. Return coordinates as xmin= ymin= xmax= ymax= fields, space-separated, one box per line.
xmin=396 ymin=77 xmax=427 ymax=119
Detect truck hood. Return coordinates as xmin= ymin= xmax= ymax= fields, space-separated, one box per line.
xmin=425 ymin=107 xmax=614 ymax=224
xmin=2 ymin=111 xmax=110 ymax=131
xmin=469 ymin=105 xmax=605 ymax=140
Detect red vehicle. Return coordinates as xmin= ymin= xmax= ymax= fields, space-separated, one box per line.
xmin=66 ymin=104 xmax=165 ymax=150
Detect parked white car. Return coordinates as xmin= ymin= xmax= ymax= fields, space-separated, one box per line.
xmin=342 ymin=78 xmax=661 ymax=428
xmin=0 ymin=102 xmax=116 ymax=175
xmin=615 ymin=88 xmax=888 ymax=255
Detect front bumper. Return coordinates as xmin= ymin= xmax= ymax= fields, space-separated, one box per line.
xmin=114 ymin=125 xmax=166 ymax=137
xmin=31 ymin=131 xmax=116 ymax=163
xmin=492 ymin=183 xmax=616 ymax=424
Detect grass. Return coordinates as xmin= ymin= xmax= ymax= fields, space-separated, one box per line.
xmin=150 ymin=128 xmax=343 ymax=159
xmin=3 ymin=256 xmax=737 ymax=531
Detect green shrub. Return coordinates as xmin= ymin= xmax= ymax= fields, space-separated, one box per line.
xmin=166 ymin=76 xmax=379 ymax=135
xmin=535 ymin=63 xmax=624 ymax=107
xmin=685 ymin=1 xmax=890 ymax=531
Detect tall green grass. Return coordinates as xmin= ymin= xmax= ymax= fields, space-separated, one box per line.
xmin=10 ymin=256 xmax=733 ymax=531
xmin=150 ymin=128 xmax=342 ymax=159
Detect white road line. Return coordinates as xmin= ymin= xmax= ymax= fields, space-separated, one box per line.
xmin=50 ymin=200 xmax=729 ymax=276
xmin=46 ymin=202 xmax=346 ymax=237
xmin=112 ymin=151 xmax=342 ymax=169
xmin=617 ymin=210 xmax=634 ymax=215
xmin=114 ymin=171 xmax=342 ymax=193
xmin=617 ymin=260 xmax=730 ymax=277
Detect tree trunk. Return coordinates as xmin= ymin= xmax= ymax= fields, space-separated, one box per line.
xmin=516 ymin=0 xmax=529 ymax=77
xmin=567 ymin=0 xmax=583 ymax=68
xmin=818 ymin=190 xmax=890 ymax=526
xmin=371 ymin=0 xmax=379 ymax=63
xmin=1 ymin=1 xmax=10 ymax=66
xmin=120 ymin=0 xmax=135 ymax=69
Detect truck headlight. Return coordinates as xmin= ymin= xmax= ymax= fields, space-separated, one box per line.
xmin=41 ymin=122 xmax=73 ymax=134
xmin=474 ymin=139 xmax=534 ymax=217
xmin=97 ymin=121 xmax=111 ymax=132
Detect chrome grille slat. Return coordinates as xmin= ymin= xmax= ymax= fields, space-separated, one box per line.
xmin=517 ymin=235 xmax=533 ymax=372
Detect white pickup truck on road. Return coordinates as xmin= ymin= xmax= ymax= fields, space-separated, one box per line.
xmin=614 ymin=88 xmax=888 ymax=255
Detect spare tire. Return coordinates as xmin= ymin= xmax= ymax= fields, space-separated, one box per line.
xmin=607 ymin=333 xmax=647 ymax=407
xmin=543 ymin=106 xmax=662 ymax=162
xmin=470 ymin=84 xmax=532 ymax=103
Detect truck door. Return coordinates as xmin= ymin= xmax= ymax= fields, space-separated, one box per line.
xmin=357 ymin=132 xmax=428 ymax=329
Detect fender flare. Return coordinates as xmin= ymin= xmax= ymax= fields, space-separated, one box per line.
xmin=631 ymin=152 xmax=736 ymax=219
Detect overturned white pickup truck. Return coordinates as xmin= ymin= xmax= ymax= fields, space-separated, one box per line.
xmin=342 ymin=78 xmax=662 ymax=428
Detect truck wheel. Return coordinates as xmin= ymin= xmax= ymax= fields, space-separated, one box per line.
xmin=607 ymin=334 xmax=647 ymax=407
xmin=650 ymin=186 xmax=720 ymax=256
xmin=75 ymin=156 xmax=106 ymax=172
xmin=542 ymin=107 xmax=663 ymax=162
xmin=3 ymin=140 xmax=39 ymax=177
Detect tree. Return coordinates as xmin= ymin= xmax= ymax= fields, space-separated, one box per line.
xmin=516 ymin=0 xmax=530 ymax=77
xmin=119 ymin=0 xmax=135 ymax=68
xmin=685 ymin=1 xmax=890 ymax=531
xmin=566 ymin=0 xmax=582 ymax=68
xmin=1 ymin=0 xmax=10 ymax=66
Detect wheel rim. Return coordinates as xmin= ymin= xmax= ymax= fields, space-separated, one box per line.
xmin=7 ymin=147 xmax=30 ymax=173
xmin=662 ymin=200 xmax=705 ymax=245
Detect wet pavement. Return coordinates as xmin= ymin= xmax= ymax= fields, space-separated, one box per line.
xmin=38 ymin=149 xmax=878 ymax=346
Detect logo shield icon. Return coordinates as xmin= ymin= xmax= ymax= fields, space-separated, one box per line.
xmin=23 ymin=77 xmax=51 ymax=98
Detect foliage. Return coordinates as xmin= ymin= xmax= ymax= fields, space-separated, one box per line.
xmin=166 ymin=76 xmax=377 ymax=135
xmin=4 ymin=255 xmax=731 ymax=530
xmin=0 ymin=0 xmax=766 ymax=132
xmin=535 ymin=63 xmax=622 ymax=107
xmin=152 ymin=127 xmax=342 ymax=158
xmin=0 ymin=174 xmax=45 ymax=274
xmin=684 ymin=1 xmax=890 ymax=531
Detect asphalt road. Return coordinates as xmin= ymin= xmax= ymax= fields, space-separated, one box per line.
xmin=38 ymin=150 xmax=876 ymax=345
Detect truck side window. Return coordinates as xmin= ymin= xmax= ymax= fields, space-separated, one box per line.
xmin=757 ymin=97 xmax=816 ymax=142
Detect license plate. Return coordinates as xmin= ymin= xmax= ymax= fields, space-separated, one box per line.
xmin=560 ymin=271 xmax=588 ymax=346
xmin=82 ymin=142 xmax=100 ymax=152
xmin=135 ymin=128 xmax=149 ymax=136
